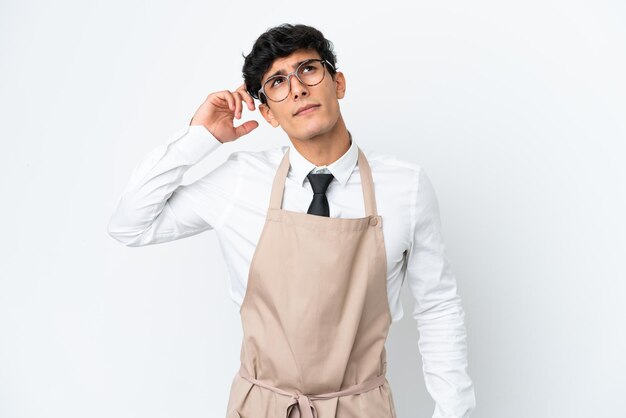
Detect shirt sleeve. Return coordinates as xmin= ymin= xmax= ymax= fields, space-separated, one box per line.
xmin=107 ymin=124 xmax=237 ymax=247
xmin=404 ymin=167 xmax=476 ymax=418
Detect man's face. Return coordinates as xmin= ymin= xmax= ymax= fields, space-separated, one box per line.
xmin=258 ymin=48 xmax=346 ymax=141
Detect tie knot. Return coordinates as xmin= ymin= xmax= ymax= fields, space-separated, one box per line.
xmin=307 ymin=172 xmax=334 ymax=195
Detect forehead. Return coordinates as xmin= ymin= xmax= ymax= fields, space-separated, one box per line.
xmin=264 ymin=49 xmax=321 ymax=79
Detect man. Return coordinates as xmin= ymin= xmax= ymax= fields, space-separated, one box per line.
xmin=108 ymin=23 xmax=475 ymax=418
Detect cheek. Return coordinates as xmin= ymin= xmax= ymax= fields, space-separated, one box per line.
xmin=319 ymin=100 xmax=338 ymax=122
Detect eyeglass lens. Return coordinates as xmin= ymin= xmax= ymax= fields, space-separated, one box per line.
xmin=263 ymin=60 xmax=326 ymax=102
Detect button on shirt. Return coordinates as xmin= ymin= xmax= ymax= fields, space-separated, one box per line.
xmin=107 ymin=124 xmax=476 ymax=418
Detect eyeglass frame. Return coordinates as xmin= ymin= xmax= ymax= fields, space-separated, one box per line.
xmin=257 ymin=58 xmax=336 ymax=103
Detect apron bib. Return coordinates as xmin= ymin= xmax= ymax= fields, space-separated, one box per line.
xmin=225 ymin=146 xmax=397 ymax=418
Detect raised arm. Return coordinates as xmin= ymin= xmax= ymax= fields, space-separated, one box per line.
xmin=107 ymin=84 xmax=259 ymax=247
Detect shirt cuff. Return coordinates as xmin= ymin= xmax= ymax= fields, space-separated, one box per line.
xmin=173 ymin=124 xmax=223 ymax=163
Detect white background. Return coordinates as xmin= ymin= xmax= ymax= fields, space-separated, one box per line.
xmin=1 ymin=1 xmax=625 ymax=417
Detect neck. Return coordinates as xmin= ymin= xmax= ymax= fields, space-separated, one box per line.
xmin=288 ymin=115 xmax=351 ymax=167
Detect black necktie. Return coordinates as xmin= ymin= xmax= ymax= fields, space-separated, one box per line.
xmin=306 ymin=172 xmax=334 ymax=217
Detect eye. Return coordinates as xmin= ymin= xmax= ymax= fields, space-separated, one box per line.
xmin=271 ymin=78 xmax=284 ymax=87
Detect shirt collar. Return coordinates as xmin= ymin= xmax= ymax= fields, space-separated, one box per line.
xmin=288 ymin=130 xmax=358 ymax=188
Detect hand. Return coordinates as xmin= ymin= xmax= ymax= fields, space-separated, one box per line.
xmin=190 ymin=83 xmax=259 ymax=143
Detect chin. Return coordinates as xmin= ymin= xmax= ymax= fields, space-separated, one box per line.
xmin=301 ymin=126 xmax=327 ymax=141
xmin=298 ymin=117 xmax=329 ymax=137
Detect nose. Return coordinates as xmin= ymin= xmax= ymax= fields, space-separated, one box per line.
xmin=289 ymin=73 xmax=308 ymax=99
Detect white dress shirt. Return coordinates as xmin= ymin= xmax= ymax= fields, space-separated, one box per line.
xmin=107 ymin=124 xmax=476 ymax=418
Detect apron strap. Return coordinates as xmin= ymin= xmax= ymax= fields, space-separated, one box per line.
xmin=238 ymin=365 xmax=387 ymax=418
xmin=357 ymin=147 xmax=379 ymax=217
xmin=268 ymin=144 xmax=379 ymax=217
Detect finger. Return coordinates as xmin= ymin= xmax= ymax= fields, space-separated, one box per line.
xmin=236 ymin=83 xmax=256 ymax=111
xmin=219 ymin=90 xmax=235 ymax=113
xmin=234 ymin=119 xmax=259 ymax=138
xmin=237 ymin=90 xmax=254 ymax=116
xmin=232 ymin=91 xmax=244 ymax=119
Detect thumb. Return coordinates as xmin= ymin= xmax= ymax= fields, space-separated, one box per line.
xmin=234 ymin=120 xmax=259 ymax=138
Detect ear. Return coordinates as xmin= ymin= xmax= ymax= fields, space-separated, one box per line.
xmin=259 ymin=103 xmax=280 ymax=127
xmin=333 ymin=71 xmax=346 ymax=100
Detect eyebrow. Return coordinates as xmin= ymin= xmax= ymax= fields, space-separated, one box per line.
xmin=265 ymin=58 xmax=316 ymax=81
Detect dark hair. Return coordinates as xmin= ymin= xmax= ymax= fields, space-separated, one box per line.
xmin=241 ymin=23 xmax=339 ymax=105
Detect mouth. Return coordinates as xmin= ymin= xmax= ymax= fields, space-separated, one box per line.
xmin=294 ymin=104 xmax=320 ymax=116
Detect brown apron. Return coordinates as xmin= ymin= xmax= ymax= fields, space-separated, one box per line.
xmin=225 ymin=145 xmax=397 ymax=418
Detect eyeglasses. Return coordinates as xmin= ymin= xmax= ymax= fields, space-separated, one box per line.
xmin=258 ymin=58 xmax=336 ymax=103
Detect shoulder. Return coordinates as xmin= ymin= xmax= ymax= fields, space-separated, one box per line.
xmin=224 ymin=145 xmax=289 ymax=173
xmin=360 ymin=146 xmax=423 ymax=185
